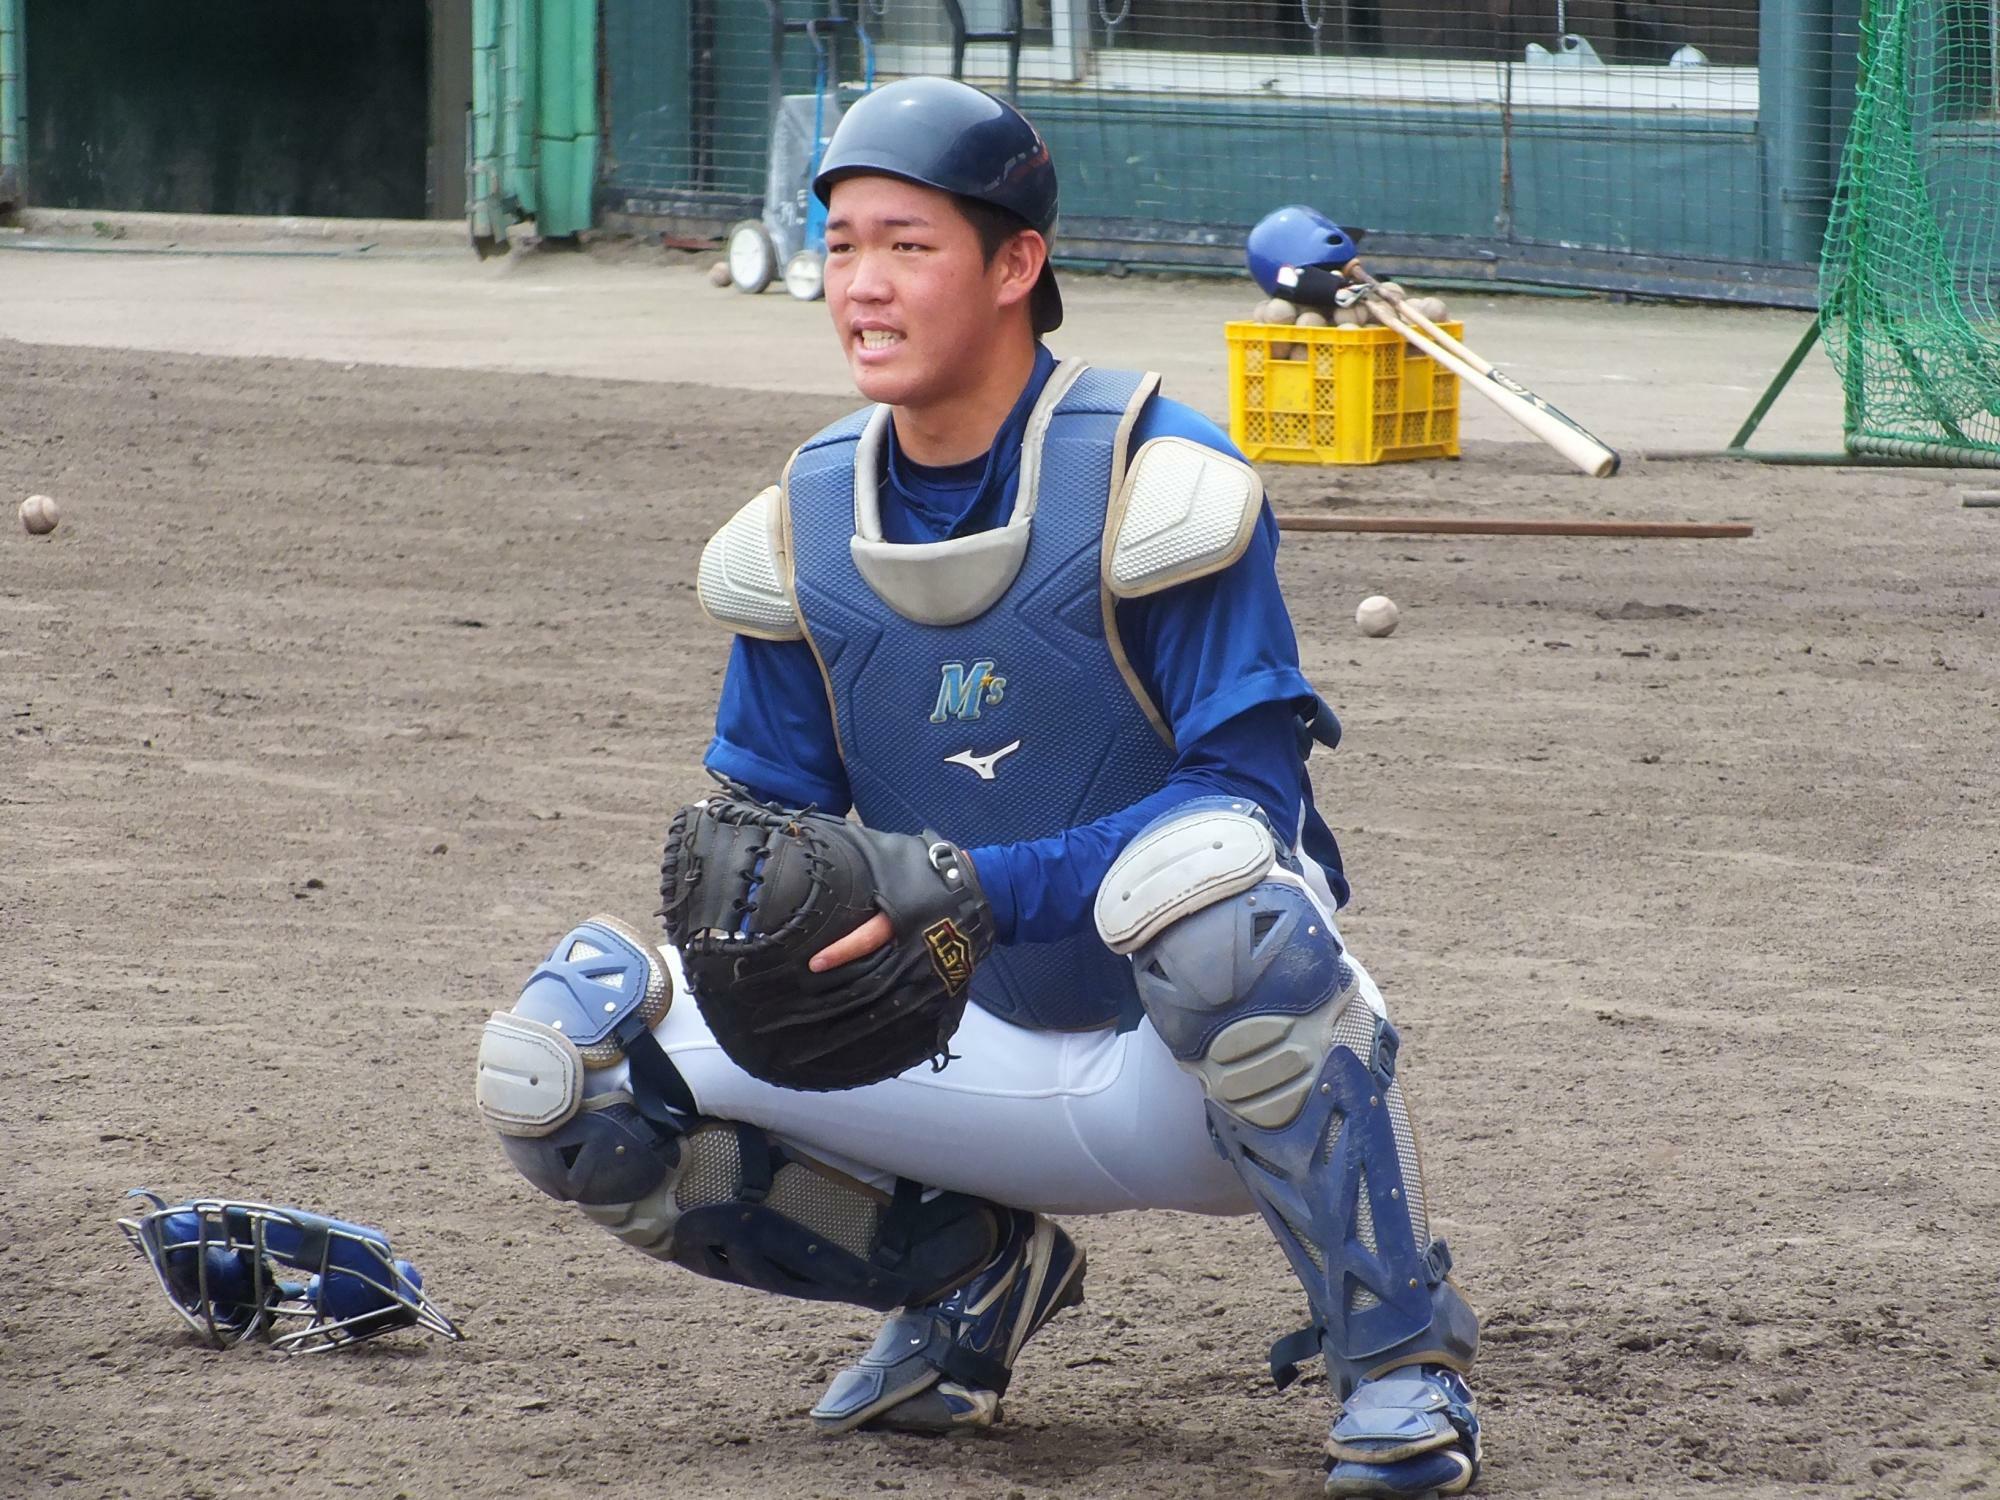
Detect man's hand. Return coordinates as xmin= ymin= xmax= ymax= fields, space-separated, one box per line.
xmin=660 ymin=794 xmax=994 ymax=1090
xmin=811 ymin=912 xmax=893 ymax=973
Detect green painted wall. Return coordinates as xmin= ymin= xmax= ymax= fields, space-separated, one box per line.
xmin=0 ymin=0 xmax=24 ymax=206
xmin=604 ymin=65 xmax=1769 ymax=268
xmin=601 ymin=0 xmax=852 ymax=212
xmin=1031 ymin=96 xmax=1765 ymax=264
xmin=1932 ymin=130 xmax=2000 ymax=278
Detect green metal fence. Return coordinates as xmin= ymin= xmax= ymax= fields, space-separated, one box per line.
xmin=598 ymin=0 xmax=1869 ymax=305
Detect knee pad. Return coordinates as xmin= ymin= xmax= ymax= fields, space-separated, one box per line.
xmin=477 ymin=917 xmax=999 ymax=1312
xmin=1096 ymin=802 xmax=1477 ymax=1395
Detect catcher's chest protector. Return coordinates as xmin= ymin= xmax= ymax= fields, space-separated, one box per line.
xmin=787 ymin=361 xmax=1176 ymax=1031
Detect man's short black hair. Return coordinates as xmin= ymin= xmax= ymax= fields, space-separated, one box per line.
xmin=955 ymin=195 xmax=1038 ymax=265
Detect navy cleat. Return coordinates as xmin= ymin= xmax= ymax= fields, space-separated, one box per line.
xmin=1325 ymin=1366 xmax=1481 ymax=1497
xmin=810 ymin=1211 xmax=1084 ymax=1435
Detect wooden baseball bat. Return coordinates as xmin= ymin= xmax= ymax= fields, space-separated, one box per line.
xmin=1345 ymin=271 xmax=1621 ymax=479
xmin=1379 ymin=289 xmax=1622 ymax=457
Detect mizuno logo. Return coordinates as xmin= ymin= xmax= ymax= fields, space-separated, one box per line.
xmin=944 ymin=740 xmax=1022 ymax=781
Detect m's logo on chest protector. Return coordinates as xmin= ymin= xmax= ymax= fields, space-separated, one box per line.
xmin=930 ymin=660 xmax=1008 ymax=722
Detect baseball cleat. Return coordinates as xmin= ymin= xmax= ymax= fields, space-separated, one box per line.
xmin=1325 ymin=1366 xmax=1481 ymax=1497
xmin=810 ymin=1210 xmax=1084 ymax=1435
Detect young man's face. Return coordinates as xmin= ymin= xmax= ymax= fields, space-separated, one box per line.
xmin=823 ymin=175 xmax=1039 ymax=410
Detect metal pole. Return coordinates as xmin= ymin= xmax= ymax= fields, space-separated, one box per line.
xmin=1724 ymin=317 xmax=1823 ymax=451
xmin=1761 ymin=0 xmax=1837 ymax=266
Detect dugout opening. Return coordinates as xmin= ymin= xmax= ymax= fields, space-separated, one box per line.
xmin=17 ymin=0 xmax=471 ymax=219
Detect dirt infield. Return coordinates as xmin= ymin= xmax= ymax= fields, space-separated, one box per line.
xmin=3 ymin=334 xmax=1995 ymax=1500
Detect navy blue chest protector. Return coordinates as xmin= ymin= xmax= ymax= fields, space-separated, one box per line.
xmin=785 ymin=362 xmax=1176 ymax=1031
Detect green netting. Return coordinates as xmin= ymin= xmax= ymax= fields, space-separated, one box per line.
xmin=1821 ymin=0 xmax=2000 ymax=463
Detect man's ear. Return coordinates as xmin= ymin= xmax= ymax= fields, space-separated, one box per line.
xmin=993 ymin=230 xmax=1048 ymax=313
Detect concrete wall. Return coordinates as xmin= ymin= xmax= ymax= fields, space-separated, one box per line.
xmin=432 ymin=0 xmax=473 ymax=218
xmin=19 ymin=0 xmax=451 ymax=218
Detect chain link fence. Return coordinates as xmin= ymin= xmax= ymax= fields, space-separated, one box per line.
xmin=602 ymin=0 xmax=1874 ymax=305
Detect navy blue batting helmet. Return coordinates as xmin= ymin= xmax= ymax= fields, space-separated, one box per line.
xmin=813 ymin=77 xmax=1062 ymax=333
xmin=1246 ymin=205 xmax=1360 ymax=298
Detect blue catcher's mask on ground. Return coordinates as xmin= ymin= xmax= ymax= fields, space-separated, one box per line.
xmin=1246 ymin=205 xmax=1360 ymax=298
xmin=118 ymin=1190 xmax=463 ymax=1351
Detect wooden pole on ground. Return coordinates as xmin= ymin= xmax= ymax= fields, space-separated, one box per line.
xmin=1274 ymin=516 xmax=1754 ymax=539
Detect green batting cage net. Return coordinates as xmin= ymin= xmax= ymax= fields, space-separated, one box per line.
xmin=1820 ymin=0 xmax=2000 ymax=464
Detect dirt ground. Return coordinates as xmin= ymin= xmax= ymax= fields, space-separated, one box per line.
xmin=2 ymin=326 xmax=1996 ymax=1500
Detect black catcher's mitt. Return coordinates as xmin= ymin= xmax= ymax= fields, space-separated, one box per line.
xmin=659 ymin=792 xmax=995 ymax=1092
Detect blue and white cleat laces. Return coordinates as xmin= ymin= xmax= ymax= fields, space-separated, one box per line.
xmin=811 ymin=1210 xmax=1085 ymax=1434
xmin=1325 ymin=1366 xmax=1481 ymax=1497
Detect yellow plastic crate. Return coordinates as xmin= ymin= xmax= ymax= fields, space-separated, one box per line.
xmin=1226 ymin=320 xmax=1463 ymax=466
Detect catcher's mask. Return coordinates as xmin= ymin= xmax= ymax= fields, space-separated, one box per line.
xmin=117 ymin=1190 xmax=462 ymax=1351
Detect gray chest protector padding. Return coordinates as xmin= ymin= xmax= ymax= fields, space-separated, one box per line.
xmin=697 ymin=486 xmax=803 ymax=641
xmin=691 ymin=390 xmax=1270 ymax=639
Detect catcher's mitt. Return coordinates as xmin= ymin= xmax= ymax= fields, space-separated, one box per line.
xmin=659 ymin=792 xmax=995 ymax=1092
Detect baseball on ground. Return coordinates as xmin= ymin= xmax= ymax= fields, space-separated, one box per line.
xmin=1356 ymin=594 xmax=1400 ymax=637
xmin=20 ymin=494 xmax=60 ymax=535
xmin=707 ymin=261 xmax=732 ymax=288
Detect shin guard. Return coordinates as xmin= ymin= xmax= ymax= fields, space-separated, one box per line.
xmin=1097 ymin=802 xmax=1477 ymax=1397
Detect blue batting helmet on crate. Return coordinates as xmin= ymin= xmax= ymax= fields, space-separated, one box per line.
xmin=813 ymin=76 xmax=1063 ymax=332
xmin=1247 ymin=205 xmax=1360 ymax=298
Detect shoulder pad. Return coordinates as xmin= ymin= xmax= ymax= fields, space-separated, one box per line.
xmin=1103 ymin=436 xmax=1264 ymax=599
xmin=697 ymin=485 xmax=803 ymax=640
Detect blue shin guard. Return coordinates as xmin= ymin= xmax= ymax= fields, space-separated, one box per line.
xmin=1098 ymin=803 xmax=1480 ymax=1495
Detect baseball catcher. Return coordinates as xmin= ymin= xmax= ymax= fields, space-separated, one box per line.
xmin=476 ymin=77 xmax=1481 ymax=1497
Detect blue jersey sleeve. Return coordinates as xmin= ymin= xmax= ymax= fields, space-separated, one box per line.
xmin=704 ymin=635 xmax=853 ymax=815
xmin=1114 ymin=398 xmax=1317 ymax=746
